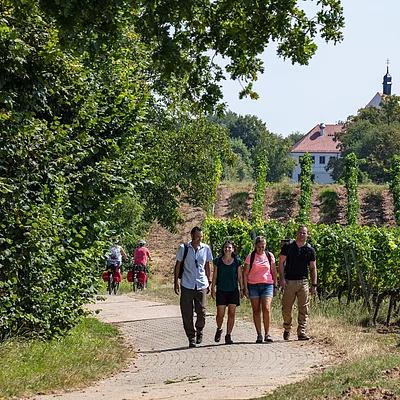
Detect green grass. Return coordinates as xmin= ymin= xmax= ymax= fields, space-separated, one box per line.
xmin=258 ymin=354 xmax=400 ymax=400
xmin=319 ymin=186 xmax=339 ymax=220
xmin=0 ymin=318 xmax=131 ymax=399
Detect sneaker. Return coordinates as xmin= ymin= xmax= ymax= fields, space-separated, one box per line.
xmin=283 ymin=331 xmax=290 ymax=341
xmin=225 ymin=334 xmax=233 ymax=344
xmin=256 ymin=334 xmax=263 ymax=343
xmin=214 ymin=328 xmax=223 ymax=343
xmin=196 ymin=332 xmax=203 ymax=344
xmin=298 ymin=334 xmax=310 ymax=341
xmin=189 ymin=339 xmax=196 ymax=348
xmin=264 ymin=333 xmax=274 ymax=343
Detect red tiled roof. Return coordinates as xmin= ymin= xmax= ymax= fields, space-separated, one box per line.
xmin=292 ymin=124 xmax=343 ymax=154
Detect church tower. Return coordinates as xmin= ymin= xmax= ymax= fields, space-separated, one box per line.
xmin=383 ymin=65 xmax=392 ymax=95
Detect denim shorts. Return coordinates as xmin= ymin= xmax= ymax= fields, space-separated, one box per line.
xmin=248 ymin=283 xmax=274 ymax=299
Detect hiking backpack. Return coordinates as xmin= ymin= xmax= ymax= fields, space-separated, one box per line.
xmin=249 ymin=250 xmax=272 ymax=271
xmin=178 ymin=244 xmax=189 ymax=279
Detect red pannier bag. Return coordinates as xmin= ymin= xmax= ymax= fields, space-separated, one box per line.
xmin=101 ymin=272 xmax=109 ymax=281
xmin=127 ymin=270 xmax=134 ymax=282
xmin=113 ymin=269 xmax=122 ymax=282
xmin=138 ymin=270 xmax=147 ymax=284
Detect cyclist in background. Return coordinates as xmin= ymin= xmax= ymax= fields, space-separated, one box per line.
xmin=108 ymin=239 xmax=128 ymax=268
xmin=133 ymin=239 xmax=152 ymax=270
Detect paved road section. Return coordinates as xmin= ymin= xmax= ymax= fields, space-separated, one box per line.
xmin=34 ymin=295 xmax=324 ymax=400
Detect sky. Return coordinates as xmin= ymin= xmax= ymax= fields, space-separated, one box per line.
xmin=219 ymin=0 xmax=400 ymax=137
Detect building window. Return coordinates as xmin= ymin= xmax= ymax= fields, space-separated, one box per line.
xmin=329 ymin=156 xmax=336 ymax=162
xmin=319 ymin=156 xmax=326 ymax=164
xmin=311 ymin=156 xmax=315 ymax=163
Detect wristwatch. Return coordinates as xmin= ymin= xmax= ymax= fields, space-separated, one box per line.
xmin=312 ymin=283 xmax=318 ymax=287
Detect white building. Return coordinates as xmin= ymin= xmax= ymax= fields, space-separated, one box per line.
xmin=290 ymin=123 xmax=343 ymax=184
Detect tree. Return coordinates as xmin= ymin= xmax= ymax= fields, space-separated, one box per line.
xmin=222 ymin=138 xmax=254 ymax=181
xmin=40 ymin=0 xmax=345 ymax=103
xmin=287 ymin=131 xmax=305 ymax=146
xmin=211 ymin=112 xmax=296 ymax=182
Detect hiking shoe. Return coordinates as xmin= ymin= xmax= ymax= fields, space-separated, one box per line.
xmin=283 ymin=331 xmax=290 ymax=341
xmin=189 ymin=339 xmax=196 ymax=348
xmin=196 ymin=332 xmax=203 ymax=344
xmin=225 ymin=334 xmax=233 ymax=345
xmin=214 ymin=328 xmax=223 ymax=343
xmin=298 ymin=334 xmax=310 ymax=341
xmin=264 ymin=333 xmax=274 ymax=342
xmin=256 ymin=334 xmax=263 ymax=343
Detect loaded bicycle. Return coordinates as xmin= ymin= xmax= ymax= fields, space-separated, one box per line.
xmin=102 ymin=260 xmax=122 ymax=295
xmin=127 ymin=264 xmax=148 ymax=291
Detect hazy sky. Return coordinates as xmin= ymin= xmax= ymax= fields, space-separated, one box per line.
xmin=220 ymin=0 xmax=399 ymax=137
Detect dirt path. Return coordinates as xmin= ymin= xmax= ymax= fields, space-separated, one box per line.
xmin=33 ymin=295 xmax=325 ymax=400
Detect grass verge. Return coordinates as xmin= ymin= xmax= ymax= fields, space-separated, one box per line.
xmin=259 ymin=354 xmax=400 ymax=400
xmin=0 ymin=318 xmax=132 ymax=399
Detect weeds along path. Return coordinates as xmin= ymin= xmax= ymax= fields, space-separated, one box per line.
xmin=33 ymin=295 xmax=326 ymax=400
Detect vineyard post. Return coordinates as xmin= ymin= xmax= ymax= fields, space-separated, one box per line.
xmin=343 ymin=250 xmax=353 ymax=305
xmin=350 ymin=247 xmax=371 ymax=313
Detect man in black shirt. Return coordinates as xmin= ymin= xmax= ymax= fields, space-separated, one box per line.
xmin=279 ymin=225 xmax=317 ymax=341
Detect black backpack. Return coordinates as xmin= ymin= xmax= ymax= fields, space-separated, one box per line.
xmin=178 ymin=244 xmax=189 ymax=279
xmin=249 ymin=250 xmax=272 ymax=270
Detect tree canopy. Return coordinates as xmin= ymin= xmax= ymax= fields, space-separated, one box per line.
xmin=330 ymin=96 xmax=400 ymax=183
xmin=210 ymin=112 xmax=296 ymax=182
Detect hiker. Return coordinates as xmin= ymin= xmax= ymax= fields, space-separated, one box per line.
xmin=279 ymin=225 xmax=317 ymax=341
xmin=243 ymin=236 xmax=278 ymax=343
xmin=174 ymin=226 xmax=213 ymax=348
xmin=211 ymin=240 xmax=244 ymax=345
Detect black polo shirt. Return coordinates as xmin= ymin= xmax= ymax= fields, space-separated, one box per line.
xmin=281 ymin=241 xmax=316 ymax=280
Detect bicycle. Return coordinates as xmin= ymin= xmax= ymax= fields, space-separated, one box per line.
xmin=128 ymin=264 xmax=147 ymax=291
xmin=106 ymin=261 xmax=122 ymax=295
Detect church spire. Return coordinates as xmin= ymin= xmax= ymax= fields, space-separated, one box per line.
xmin=383 ymin=59 xmax=392 ymax=95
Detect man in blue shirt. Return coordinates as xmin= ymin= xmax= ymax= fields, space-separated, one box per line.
xmin=174 ymin=226 xmax=213 ymax=348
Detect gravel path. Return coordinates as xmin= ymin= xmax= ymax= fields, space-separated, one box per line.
xmin=33 ymin=295 xmax=325 ymax=400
